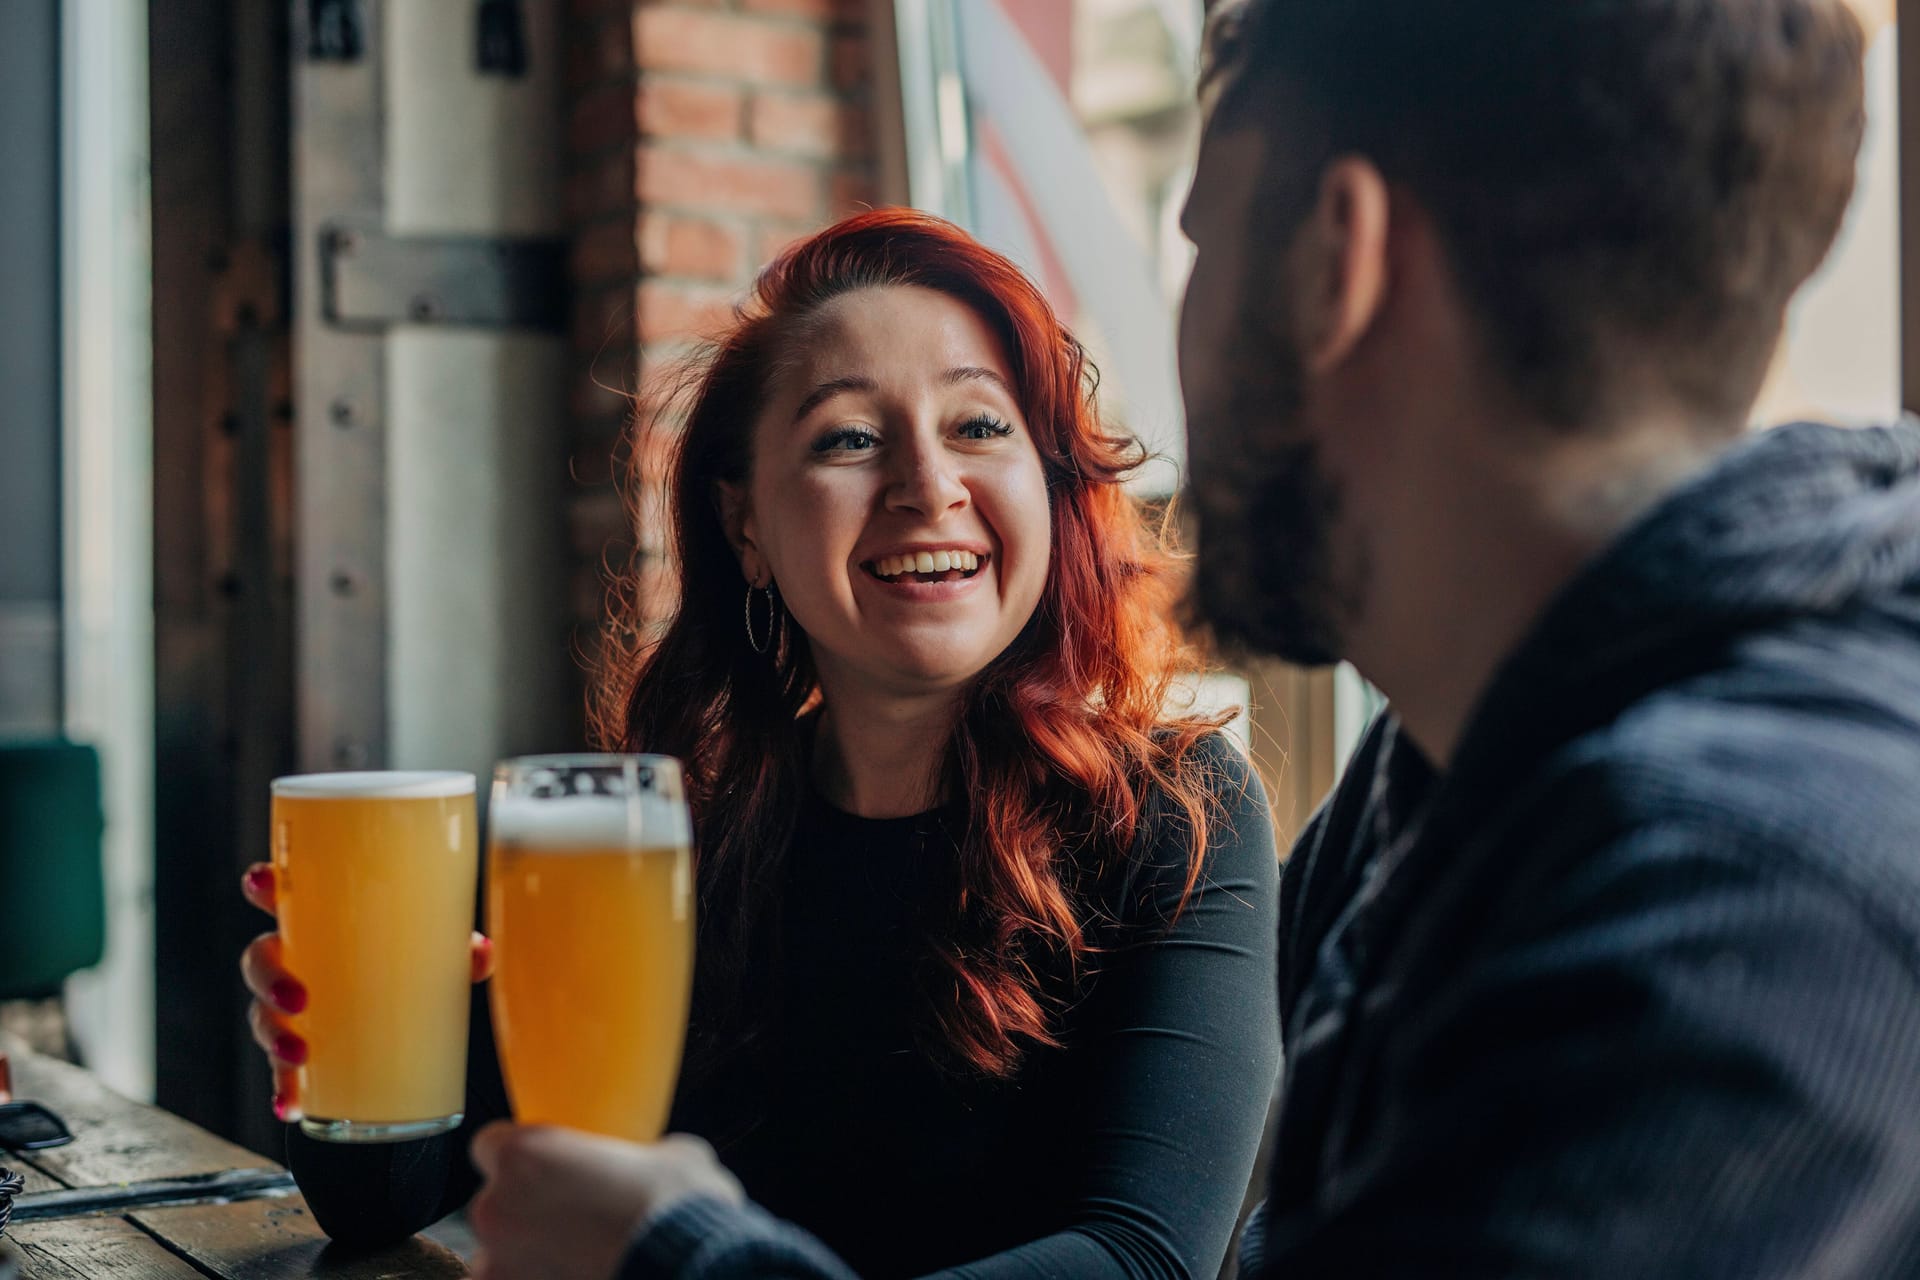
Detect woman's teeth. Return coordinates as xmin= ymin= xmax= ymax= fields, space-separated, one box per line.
xmin=868 ymin=550 xmax=984 ymax=581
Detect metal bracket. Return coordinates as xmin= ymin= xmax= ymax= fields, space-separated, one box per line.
xmin=307 ymin=0 xmax=366 ymax=62
xmin=477 ymin=0 xmax=530 ymax=77
xmin=321 ymin=227 xmax=567 ymax=331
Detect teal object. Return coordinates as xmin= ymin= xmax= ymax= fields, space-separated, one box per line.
xmin=0 ymin=741 xmax=107 ymax=999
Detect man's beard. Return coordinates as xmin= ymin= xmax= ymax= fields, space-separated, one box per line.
xmin=1185 ymin=320 xmax=1358 ymax=668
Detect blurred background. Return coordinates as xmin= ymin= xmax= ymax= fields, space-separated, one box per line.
xmin=0 ymin=0 xmax=1907 ymax=1158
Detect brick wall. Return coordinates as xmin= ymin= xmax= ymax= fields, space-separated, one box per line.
xmin=563 ymin=0 xmax=880 ymax=705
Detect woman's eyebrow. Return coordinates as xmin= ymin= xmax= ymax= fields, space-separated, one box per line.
xmin=943 ymin=366 xmax=1013 ymax=397
xmin=791 ymin=375 xmax=879 ymax=424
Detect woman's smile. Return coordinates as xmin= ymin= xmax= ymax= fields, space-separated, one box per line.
xmin=856 ymin=544 xmax=993 ymax=606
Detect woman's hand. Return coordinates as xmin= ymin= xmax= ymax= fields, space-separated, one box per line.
xmin=238 ymin=862 xmax=494 ymax=1122
xmin=467 ymin=1125 xmax=744 ymax=1280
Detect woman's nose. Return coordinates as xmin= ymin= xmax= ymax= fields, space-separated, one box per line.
xmin=885 ymin=444 xmax=968 ymax=516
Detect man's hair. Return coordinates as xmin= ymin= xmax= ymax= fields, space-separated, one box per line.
xmin=1206 ymin=0 xmax=1868 ymax=428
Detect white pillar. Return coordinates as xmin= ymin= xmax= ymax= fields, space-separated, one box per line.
xmin=61 ymin=0 xmax=156 ymax=1101
xmin=383 ymin=0 xmax=571 ymax=784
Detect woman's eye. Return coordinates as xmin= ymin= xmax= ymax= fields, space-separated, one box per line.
xmin=958 ymin=415 xmax=1014 ymax=441
xmin=812 ymin=426 xmax=880 ymax=453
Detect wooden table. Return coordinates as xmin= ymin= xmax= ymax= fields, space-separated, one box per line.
xmin=0 ymin=1040 xmax=469 ymax=1278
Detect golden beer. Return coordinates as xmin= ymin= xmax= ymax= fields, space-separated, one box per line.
xmin=270 ymin=771 xmax=478 ymax=1142
xmin=487 ymin=756 xmax=694 ymax=1141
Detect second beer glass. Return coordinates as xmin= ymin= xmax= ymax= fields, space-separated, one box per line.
xmin=487 ymin=754 xmax=694 ymax=1141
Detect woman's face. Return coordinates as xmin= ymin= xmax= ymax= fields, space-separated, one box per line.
xmin=725 ymin=285 xmax=1053 ymax=699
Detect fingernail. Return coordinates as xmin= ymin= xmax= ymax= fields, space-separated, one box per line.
xmin=272 ymin=1092 xmax=302 ymax=1124
xmin=271 ymin=979 xmax=307 ymax=1014
xmin=243 ymin=865 xmax=272 ymax=896
xmin=274 ymin=1032 xmax=308 ymax=1066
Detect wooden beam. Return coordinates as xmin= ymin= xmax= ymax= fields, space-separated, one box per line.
xmin=151 ymin=0 xmax=294 ymax=1157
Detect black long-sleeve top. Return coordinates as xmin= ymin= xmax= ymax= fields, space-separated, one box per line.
xmin=290 ymin=734 xmax=1281 ymax=1279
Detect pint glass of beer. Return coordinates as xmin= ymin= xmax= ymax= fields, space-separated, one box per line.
xmin=487 ymin=755 xmax=694 ymax=1141
xmin=269 ymin=771 xmax=478 ymax=1142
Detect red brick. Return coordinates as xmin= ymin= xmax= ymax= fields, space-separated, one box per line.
xmin=636 ymin=77 xmax=744 ymax=142
xmin=748 ymin=91 xmax=870 ymax=159
xmin=635 ymin=144 xmax=823 ymax=221
xmin=830 ymin=31 xmax=871 ymax=93
xmin=638 ymin=211 xmax=746 ymax=280
xmin=565 ymin=150 xmax=637 ymax=221
xmin=635 ymin=346 xmax=708 ymax=419
xmin=630 ymin=553 xmax=683 ymax=630
xmin=635 ymin=486 xmax=675 ymax=549
xmin=755 ymin=221 xmax=819 ymax=268
xmin=632 ymin=8 xmax=825 ymax=87
xmin=742 ymin=0 xmax=866 ymax=19
xmin=828 ymin=168 xmax=878 ymax=217
xmin=637 ymin=279 xmax=739 ymax=343
xmin=630 ymin=403 xmax=685 ymax=475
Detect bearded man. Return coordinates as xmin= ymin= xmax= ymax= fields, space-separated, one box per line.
xmin=461 ymin=4 xmax=1920 ymax=1277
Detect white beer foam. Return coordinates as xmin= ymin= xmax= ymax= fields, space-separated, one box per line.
xmin=272 ymin=770 xmax=475 ymax=799
xmin=489 ymin=794 xmax=691 ymax=850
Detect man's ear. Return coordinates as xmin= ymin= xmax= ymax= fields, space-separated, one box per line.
xmin=1289 ymin=155 xmax=1392 ymax=376
xmin=714 ymin=480 xmax=764 ymax=586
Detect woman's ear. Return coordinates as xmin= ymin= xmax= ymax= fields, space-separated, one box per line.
xmin=715 ymin=480 xmax=765 ymax=586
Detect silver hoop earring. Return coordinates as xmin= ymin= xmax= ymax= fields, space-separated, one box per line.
xmin=744 ymin=583 xmax=778 ymax=654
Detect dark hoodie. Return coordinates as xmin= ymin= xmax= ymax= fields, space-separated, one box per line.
xmin=1242 ymin=420 xmax=1920 ymax=1277
xmin=624 ymin=421 xmax=1920 ymax=1279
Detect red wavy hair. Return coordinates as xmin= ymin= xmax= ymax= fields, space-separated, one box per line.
xmin=593 ymin=209 xmax=1230 ymax=1078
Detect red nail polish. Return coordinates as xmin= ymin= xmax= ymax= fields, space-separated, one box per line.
xmin=272 ymin=1093 xmax=295 ymax=1123
xmin=271 ymin=979 xmax=307 ymax=1014
xmin=244 ymin=865 xmax=272 ymax=895
xmin=274 ymin=1032 xmax=308 ymax=1066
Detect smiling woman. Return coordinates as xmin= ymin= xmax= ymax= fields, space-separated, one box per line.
xmin=576 ymin=208 xmax=1282 ymax=1278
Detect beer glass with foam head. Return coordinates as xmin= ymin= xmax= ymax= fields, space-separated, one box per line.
xmin=487 ymin=754 xmax=694 ymax=1141
xmin=269 ymin=770 xmax=479 ymax=1142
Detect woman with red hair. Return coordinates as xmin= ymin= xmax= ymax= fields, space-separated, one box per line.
xmin=244 ymin=210 xmax=1279 ymax=1279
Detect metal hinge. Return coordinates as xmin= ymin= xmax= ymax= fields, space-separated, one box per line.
xmin=319 ymin=227 xmax=567 ymax=332
xmin=306 ymin=0 xmax=366 ymax=62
